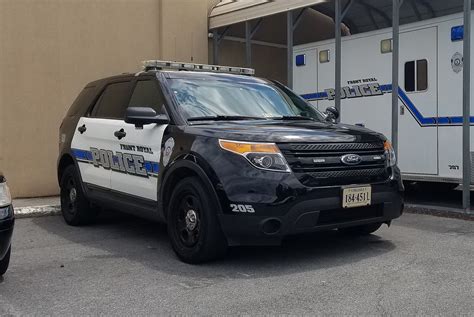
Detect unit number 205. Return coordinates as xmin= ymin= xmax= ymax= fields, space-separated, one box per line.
xmin=230 ymin=204 xmax=255 ymax=213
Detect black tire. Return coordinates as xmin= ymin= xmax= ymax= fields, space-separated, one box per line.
xmin=0 ymin=246 xmax=11 ymax=276
xmin=60 ymin=165 xmax=98 ymax=226
xmin=167 ymin=177 xmax=227 ymax=263
xmin=339 ymin=222 xmax=383 ymax=236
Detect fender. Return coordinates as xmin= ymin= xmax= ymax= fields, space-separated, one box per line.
xmin=57 ymin=151 xmax=90 ymax=199
xmin=159 ymin=155 xmax=223 ymax=221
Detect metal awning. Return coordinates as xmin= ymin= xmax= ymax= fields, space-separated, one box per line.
xmin=209 ymin=0 xmax=467 ymax=34
xmin=209 ymin=0 xmax=328 ymax=29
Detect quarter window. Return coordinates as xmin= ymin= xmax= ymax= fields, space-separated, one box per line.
xmin=91 ymin=81 xmax=133 ymax=119
xmin=404 ymin=59 xmax=428 ymax=92
xmin=128 ymin=80 xmax=166 ymax=114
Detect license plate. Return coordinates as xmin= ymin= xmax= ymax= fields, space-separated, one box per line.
xmin=342 ymin=186 xmax=372 ymax=208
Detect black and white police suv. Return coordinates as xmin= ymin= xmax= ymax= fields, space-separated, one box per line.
xmin=58 ymin=60 xmax=404 ymax=263
xmin=0 ymin=173 xmax=14 ymax=275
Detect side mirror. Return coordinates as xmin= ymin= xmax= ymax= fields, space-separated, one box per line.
xmin=125 ymin=107 xmax=169 ymax=128
xmin=325 ymin=106 xmax=339 ymax=122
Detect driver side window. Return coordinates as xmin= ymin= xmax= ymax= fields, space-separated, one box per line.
xmin=128 ymin=80 xmax=166 ymax=114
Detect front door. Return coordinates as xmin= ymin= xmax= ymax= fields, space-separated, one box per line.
xmin=109 ymin=79 xmax=169 ymax=201
xmin=398 ymin=27 xmax=438 ymax=175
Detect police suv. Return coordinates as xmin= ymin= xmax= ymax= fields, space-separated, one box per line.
xmin=58 ymin=61 xmax=404 ymax=263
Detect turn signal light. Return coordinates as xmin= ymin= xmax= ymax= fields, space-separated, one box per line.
xmin=219 ymin=140 xmax=279 ymax=154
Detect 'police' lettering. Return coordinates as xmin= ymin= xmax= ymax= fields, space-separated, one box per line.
xmin=325 ymin=83 xmax=384 ymax=100
xmin=89 ymin=147 xmax=149 ymax=178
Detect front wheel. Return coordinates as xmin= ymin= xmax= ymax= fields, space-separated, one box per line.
xmin=0 ymin=246 xmax=11 ymax=276
xmin=338 ymin=222 xmax=383 ymax=236
xmin=167 ymin=177 xmax=227 ymax=263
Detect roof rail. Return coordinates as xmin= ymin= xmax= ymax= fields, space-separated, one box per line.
xmin=142 ymin=60 xmax=255 ymax=76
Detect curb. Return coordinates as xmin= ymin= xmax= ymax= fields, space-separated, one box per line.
xmin=404 ymin=204 xmax=474 ymax=221
xmin=14 ymin=205 xmax=61 ymax=219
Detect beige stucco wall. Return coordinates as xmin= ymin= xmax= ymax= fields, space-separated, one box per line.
xmin=0 ymin=0 xmax=210 ymax=198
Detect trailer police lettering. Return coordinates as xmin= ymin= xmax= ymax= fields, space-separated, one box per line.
xmin=325 ymin=83 xmax=383 ymax=100
xmin=90 ymin=148 xmax=147 ymax=177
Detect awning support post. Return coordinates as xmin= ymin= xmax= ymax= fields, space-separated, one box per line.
xmin=245 ymin=21 xmax=252 ymax=67
xmin=213 ymin=29 xmax=219 ymax=65
xmin=334 ymin=0 xmax=354 ymax=122
xmin=463 ymin=0 xmax=471 ymax=212
xmin=391 ymin=0 xmax=401 ymax=155
xmin=335 ymin=0 xmax=342 ymax=120
xmin=287 ymin=11 xmax=294 ymax=88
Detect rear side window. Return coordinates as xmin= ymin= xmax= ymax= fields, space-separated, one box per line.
xmin=91 ymin=81 xmax=133 ymax=119
xmin=66 ymin=86 xmax=97 ymax=117
xmin=128 ymin=80 xmax=166 ymax=114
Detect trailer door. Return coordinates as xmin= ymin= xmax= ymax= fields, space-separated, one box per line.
xmin=293 ymin=49 xmax=319 ymax=109
xmin=398 ymin=27 xmax=438 ymax=175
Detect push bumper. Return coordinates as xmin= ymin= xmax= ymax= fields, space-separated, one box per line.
xmin=218 ymin=181 xmax=403 ymax=246
xmin=0 ymin=205 xmax=14 ymax=260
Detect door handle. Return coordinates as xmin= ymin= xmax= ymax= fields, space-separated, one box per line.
xmin=400 ymin=105 xmax=405 ymax=115
xmin=114 ymin=129 xmax=126 ymax=140
xmin=77 ymin=124 xmax=87 ymax=134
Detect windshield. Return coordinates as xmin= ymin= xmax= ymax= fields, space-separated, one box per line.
xmin=167 ymin=77 xmax=324 ymax=122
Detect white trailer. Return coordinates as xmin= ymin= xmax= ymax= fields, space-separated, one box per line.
xmin=293 ymin=12 xmax=474 ymax=186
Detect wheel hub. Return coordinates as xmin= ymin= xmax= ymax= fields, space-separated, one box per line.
xmin=69 ymin=188 xmax=77 ymax=204
xmin=185 ymin=209 xmax=198 ymax=231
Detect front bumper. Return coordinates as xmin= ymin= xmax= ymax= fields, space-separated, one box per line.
xmin=218 ymin=179 xmax=403 ymax=246
xmin=0 ymin=205 xmax=14 ymax=259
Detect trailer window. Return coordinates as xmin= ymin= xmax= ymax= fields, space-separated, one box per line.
xmin=405 ymin=59 xmax=428 ymax=92
xmin=417 ymin=60 xmax=428 ymax=91
xmin=405 ymin=61 xmax=415 ymax=92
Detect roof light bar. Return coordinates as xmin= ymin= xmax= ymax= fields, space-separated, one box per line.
xmin=142 ymin=60 xmax=255 ymax=76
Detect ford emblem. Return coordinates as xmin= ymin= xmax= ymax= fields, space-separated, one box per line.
xmin=341 ymin=154 xmax=362 ymax=165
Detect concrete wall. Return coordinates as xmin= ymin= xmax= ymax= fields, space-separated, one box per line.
xmin=0 ymin=0 xmax=210 ymax=198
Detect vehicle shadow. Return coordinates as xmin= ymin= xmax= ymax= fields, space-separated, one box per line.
xmin=32 ymin=210 xmax=396 ymax=280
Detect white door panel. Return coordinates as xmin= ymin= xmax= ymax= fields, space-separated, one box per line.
xmin=71 ymin=117 xmax=117 ymax=189
xmin=109 ymin=121 xmax=168 ymax=201
xmin=398 ymin=27 xmax=438 ymax=175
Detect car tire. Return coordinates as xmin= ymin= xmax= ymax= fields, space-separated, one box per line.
xmin=60 ymin=165 xmax=98 ymax=226
xmin=0 ymin=246 xmax=11 ymax=276
xmin=339 ymin=222 xmax=383 ymax=236
xmin=167 ymin=176 xmax=227 ymax=264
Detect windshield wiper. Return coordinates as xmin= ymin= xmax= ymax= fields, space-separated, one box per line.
xmin=269 ymin=115 xmax=316 ymax=121
xmin=187 ymin=115 xmax=264 ymax=122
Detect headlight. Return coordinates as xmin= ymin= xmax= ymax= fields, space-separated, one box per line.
xmin=219 ymin=139 xmax=291 ymax=172
xmin=384 ymin=140 xmax=397 ymax=167
xmin=0 ymin=181 xmax=11 ymax=208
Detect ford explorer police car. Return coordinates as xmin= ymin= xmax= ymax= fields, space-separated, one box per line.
xmin=58 ymin=60 xmax=404 ymax=263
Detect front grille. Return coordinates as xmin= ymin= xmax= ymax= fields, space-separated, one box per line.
xmin=279 ymin=142 xmax=390 ymax=187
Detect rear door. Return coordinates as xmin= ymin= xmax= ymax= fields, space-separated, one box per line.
xmin=398 ymin=27 xmax=438 ymax=175
xmin=109 ymin=78 xmax=168 ymax=201
xmin=71 ymin=80 xmax=134 ymax=189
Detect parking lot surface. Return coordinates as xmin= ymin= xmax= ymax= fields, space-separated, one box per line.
xmin=0 ymin=212 xmax=473 ymax=315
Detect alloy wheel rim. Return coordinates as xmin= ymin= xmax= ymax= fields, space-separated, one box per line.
xmin=176 ymin=194 xmax=201 ymax=247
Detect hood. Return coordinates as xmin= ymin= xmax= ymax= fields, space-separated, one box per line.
xmin=185 ymin=120 xmax=385 ymax=143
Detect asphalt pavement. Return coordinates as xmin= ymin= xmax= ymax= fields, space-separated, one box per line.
xmin=0 ymin=212 xmax=473 ymax=315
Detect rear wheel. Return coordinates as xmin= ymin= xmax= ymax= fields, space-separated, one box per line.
xmin=339 ymin=222 xmax=383 ymax=236
xmin=0 ymin=246 xmax=11 ymax=276
xmin=60 ymin=165 xmax=98 ymax=226
xmin=167 ymin=177 xmax=227 ymax=263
